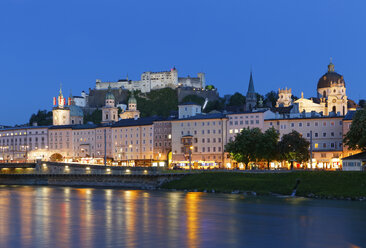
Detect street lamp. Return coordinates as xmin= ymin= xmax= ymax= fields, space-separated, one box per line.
xmin=189 ymin=145 xmax=193 ymax=172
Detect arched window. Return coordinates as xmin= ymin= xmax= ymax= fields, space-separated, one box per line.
xmin=343 ymin=106 xmax=345 ymax=115
xmin=323 ymin=90 xmax=327 ymax=97
xmin=332 ymin=106 xmax=336 ymax=113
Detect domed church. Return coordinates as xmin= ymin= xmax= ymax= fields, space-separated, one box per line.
xmin=276 ymin=59 xmax=357 ymax=116
xmin=316 ymin=60 xmax=348 ymax=115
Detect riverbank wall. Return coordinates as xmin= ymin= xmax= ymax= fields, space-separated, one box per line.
xmin=0 ymin=162 xmax=188 ymax=189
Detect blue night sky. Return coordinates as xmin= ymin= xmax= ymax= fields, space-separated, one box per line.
xmin=0 ymin=0 xmax=365 ymax=125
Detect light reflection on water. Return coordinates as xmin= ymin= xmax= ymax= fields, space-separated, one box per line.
xmin=0 ymin=186 xmax=365 ymax=248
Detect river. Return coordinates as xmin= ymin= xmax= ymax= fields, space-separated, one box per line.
xmin=0 ymin=186 xmax=364 ymax=248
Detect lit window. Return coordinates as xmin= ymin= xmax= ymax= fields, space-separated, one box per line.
xmin=314 ymin=143 xmax=318 ymax=148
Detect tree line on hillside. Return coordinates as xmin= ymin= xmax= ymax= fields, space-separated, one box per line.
xmin=27 ymin=87 xmax=366 ymax=126
xmin=225 ymin=128 xmax=310 ymax=170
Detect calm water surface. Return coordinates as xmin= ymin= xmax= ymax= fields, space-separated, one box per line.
xmin=0 ymin=186 xmax=365 ymax=248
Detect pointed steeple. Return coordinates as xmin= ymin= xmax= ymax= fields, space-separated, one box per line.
xmin=59 ymin=83 xmax=63 ymax=97
xmin=245 ymin=69 xmax=257 ymax=111
xmin=247 ymin=70 xmax=255 ymax=94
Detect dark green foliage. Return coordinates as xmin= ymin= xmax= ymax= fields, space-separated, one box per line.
xmin=260 ymin=128 xmax=280 ymax=169
xmin=225 ymin=128 xmax=263 ymax=169
xmin=29 ymin=110 xmax=53 ymax=126
xmin=278 ymin=131 xmax=310 ymax=169
xmin=228 ymin=92 xmax=246 ymax=106
xmin=344 ymin=108 xmax=366 ymax=151
xmin=225 ymin=127 xmax=280 ymax=169
xmin=181 ymin=95 xmax=205 ymax=105
xmin=161 ymin=171 xmax=366 ymax=198
xmin=136 ymin=88 xmax=178 ymax=117
xmin=205 ymin=85 xmax=216 ymax=90
xmin=264 ymin=91 xmax=278 ymax=107
xmin=84 ymin=109 xmax=102 ymax=124
xmin=358 ymin=99 xmax=366 ymax=108
xmin=203 ymin=99 xmax=225 ymax=113
xmin=256 ymin=93 xmax=264 ymax=104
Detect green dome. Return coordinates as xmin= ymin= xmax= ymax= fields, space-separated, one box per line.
xmin=128 ymin=95 xmax=137 ymax=104
xmin=106 ymin=86 xmax=115 ymax=100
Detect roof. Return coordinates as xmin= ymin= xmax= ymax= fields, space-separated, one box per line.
xmin=317 ymin=63 xmax=345 ymax=89
xmin=0 ymin=125 xmax=50 ymax=131
xmin=272 ymin=105 xmax=294 ymax=114
xmin=179 ymin=102 xmax=201 ymax=106
xmin=347 ymin=99 xmax=358 ymax=109
xmin=172 ymin=113 xmax=227 ymax=122
xmin=342 ymin=151 xmax=366 ymax=161
xmin=226 ymin=109 xmax=268 ymax=115
xmin=112 ymin=117 xmax=161 ymax=128
xmin=265 ymin=115 xmax=344 ymax=121
xmin=69 ymin=105 xmax=84 ymax=117
xmin=49 ymin=124 xmax=98 ymax=130
xmin=343 ymin=110 xmax=356 ymax=120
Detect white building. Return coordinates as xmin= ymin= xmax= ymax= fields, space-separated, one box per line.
xmin=95 ymin=67 xmax=205 ymax=93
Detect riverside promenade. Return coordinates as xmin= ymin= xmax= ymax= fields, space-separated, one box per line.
xmin=0 ymin=162 xmax=188 ymax=189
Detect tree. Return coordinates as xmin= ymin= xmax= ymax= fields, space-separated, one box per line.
xmin=264 ymin=91 xmax=278 ymax=107
xmin=278 ymin=131 xmax=310 ymax=170
xmin=225 ymin=128 xmax=263 ymax=169
xmin=84 ymin=109 xmax=102 ymax=124
xmin=136 ymin=88 xmax=178 ymax=117
xmin=29 ymin=110 xmax=53 ymax=126
xmin=258 ymin=127 xmax=280 ymax=169
xmin=358 ymin=99 xmax=366 ymax=109
xmin=205 ymin=85 xmax=216 ymax=90
xmin=344 ymin=108 xmax=366 ymax=151
xmin=228 ymin=92 xmax=246 ymax=107
xmin=203 ymin=99 xmax=225 ymax=113
xmin=181 ymin=95 xmax=205 ymax=106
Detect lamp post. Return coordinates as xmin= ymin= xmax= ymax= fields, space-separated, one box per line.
xmin=189 ymin=145 xmax=193 ymax=172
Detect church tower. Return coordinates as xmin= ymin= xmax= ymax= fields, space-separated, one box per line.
xmin=276 ymin=88 xmax=292 ymax=107
xmin=102 ymin=86 xmax=119 ymax=123
xmin=245 ymin=70 xmax=257 ymax=111
xmin=120 ymin=92 xmax=141 ymax=120
xmin=53 ymin=86 xmax=71 ymax=125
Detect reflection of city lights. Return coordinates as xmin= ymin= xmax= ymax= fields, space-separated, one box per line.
xmin=126 ymin=169 xmax=130 ymax=173
xmin=86 ymin=167 xmax=90 ymax=171
xmin=106 ymin=168 xmax=111 ymax=172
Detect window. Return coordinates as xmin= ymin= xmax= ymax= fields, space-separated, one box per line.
xmin=299 ymin=123 xmax=302 ymax=127
xmin=314 ymin=143 xmax=318 ymax=148
xmin=315 ymin=133 xmax=318 ymax=137
xmin=323 ymin=133 xmax=326 ymax=137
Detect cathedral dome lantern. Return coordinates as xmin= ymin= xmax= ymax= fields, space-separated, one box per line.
xmin=317 ymin=60 xmax=345 ymax=91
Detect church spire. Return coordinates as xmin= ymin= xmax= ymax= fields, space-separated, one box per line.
xmin=245 ymin=69 xmax=257 ymax=111
xmin=247 ymin=69 xmax=255 ymax=94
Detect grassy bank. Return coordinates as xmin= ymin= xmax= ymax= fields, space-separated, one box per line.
xmin=161 ymin=171 xmax=366 ymax=199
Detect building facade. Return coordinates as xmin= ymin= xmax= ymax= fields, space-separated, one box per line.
xmin=0 ymin=126 xmax=49 ymax=162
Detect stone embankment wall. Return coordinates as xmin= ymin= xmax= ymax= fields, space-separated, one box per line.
xmin=0 ymin=162 xmax=187 ymax=189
